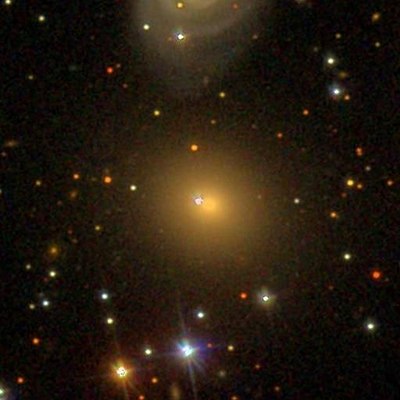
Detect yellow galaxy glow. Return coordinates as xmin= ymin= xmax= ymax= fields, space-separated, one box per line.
xmin=126 ymin=144 xmax=271 ymax=263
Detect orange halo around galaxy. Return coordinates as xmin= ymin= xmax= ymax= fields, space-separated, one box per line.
xmin=148 ymin=151 xmax=264 ymax=259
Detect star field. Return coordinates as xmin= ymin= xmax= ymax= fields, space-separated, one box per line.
xmin=0 ymin=1 xmax=399 ymax=399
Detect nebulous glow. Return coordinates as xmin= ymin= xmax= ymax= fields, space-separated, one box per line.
xmin=122 ymin=135 xmax=278 ymax=266
xmin=142 ymin=150 xmax=265 ymax=261
xmin=133 ymin=0 xmax=269 ymax=95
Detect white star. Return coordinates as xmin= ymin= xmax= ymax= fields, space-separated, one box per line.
xmin=193 ymin=195 xmax=204 ymax=206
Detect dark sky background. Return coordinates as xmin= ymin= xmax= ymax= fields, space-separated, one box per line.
xmin=0 ymin=0 xmax=399 ymax=399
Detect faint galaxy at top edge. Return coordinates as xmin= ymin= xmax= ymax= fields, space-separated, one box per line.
xmin=132 ymin=0 xmax=271 ymax=97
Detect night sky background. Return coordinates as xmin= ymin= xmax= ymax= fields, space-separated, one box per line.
xmin=1 ymin=0 xmax=399 ymax=399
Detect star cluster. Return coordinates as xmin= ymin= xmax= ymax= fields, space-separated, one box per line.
xmin=0 ymin=0 xmax=398 ymax=399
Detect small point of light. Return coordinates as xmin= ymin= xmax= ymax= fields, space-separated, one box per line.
xmin=240 ymin=292 xmax=248 ymax=300
xmin=143 ymin=24 xmax=150 ymax=30
xmin=218 ymin=91 xmax=226 ymax=98
xmin=303 ymin=108 xmax=310 ymax=116
xmin=29 ymin=303 xmax=36 ymax=310
xmin=42 ymin=299 xmax=50 ymax=307
xmin=262 ymin=295 xmax=270 ymax=303
xmin=73 ymin=173 xmax=80 ymax=180
xmin=0 ymin=387 xmax=4 ymax=395
xmin=49 ymin=245 xmax=59 ymax=256
xmin=343 ymin=253 xmax=351 ymax=261
xmin=144 ymin=348 xmax=152 ymax=356
xmin=153 ymin=109 xmax=161 ymax=117
xmin=387 ymin=179 xmax=394 ymax=186
xmin=151 ymin=376 xmax=159 ymax=384
xmin=49 ymin=270 xmax=57 ymax=278
xmin=103 ymin=176 xmax=112 ymax=184
xmin=4 ymin=0 xmax=12 ymax=5
xmin=25 ymin=263 xmax=32 ymax=270
xmin=95 ymin=225 xmax=102 ymax=232
xmin=17 ymin=377 xmax=25 ymax=384
xmin=32 ymin=337 xmax=40 ymax=345
xmin=176 ymin=2 xmax=184 ymax=8
xmin=276 ymin=131 xmax=284 ymax=139
xmin=365 ymin=320 xmax=377 ymax=331
xmin=107 ymin=317 xmax=114 ymax=325
xmin=326 ymin=56 xmax=336 ymax=65
xmin=356 ymin=147 xmax=364 ymax=156
xmin=371 ymin=12 xmax=381 ymax=22
xmin=69 ymin=190 xmax=78 ymax=199
xmin=101 ymin=292 xmax=109 ymax=300
xmin=346 ymin=179 xmax=355 ymax=187
xmin=218 ymin=369 xmax=227 ymax=378
xmin=330 ymin=211 xmax=338 ymax=219
xmin=227 ymin=345 xmax=235 ymax=352
xmin=371 ymin=270 xmax=382 ymax=280
xmin=176 ymin=32 xmax=185 ymax=41
xmin=197 ymin=311 xmax=205 ymax=319
xmin=38 ymin=15 xmax=46 ymax=22
xmin=190 ymin=144 xmax=199 ymax=152
xmin=330 ymin=84 xmax=343 ymax=98
xmin=294 ymin=198 xmax=301 ymax=204
xmin=130 ymin=184 xmax=137 ymax=191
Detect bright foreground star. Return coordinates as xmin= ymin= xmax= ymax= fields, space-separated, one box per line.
xmin=193 ymin=195 xmax=204 ymax=206
xmin=180 ymin=341 xmax=196 ymax=358
xmin=116 ymin=366 xmax=127 ymax=378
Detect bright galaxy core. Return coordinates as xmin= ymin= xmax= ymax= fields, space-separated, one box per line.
xmin=124 ymin=143 xmax=271 ymax=263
